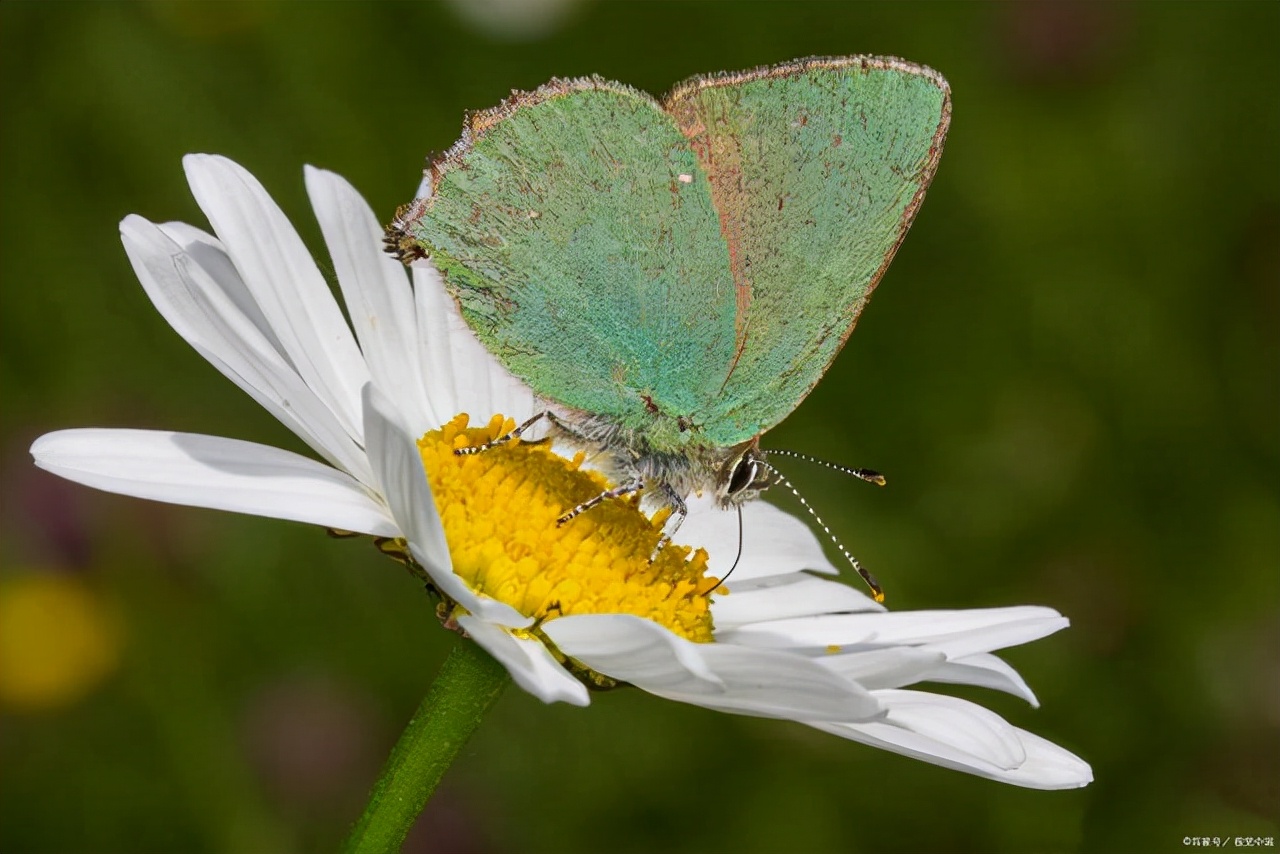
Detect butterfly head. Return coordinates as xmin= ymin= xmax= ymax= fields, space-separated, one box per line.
xmin=713 ymin=441 xmax=777 ymax=508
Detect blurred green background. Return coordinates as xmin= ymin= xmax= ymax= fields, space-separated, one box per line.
xmin=2 ymin=1 xmax=1277 ymax=852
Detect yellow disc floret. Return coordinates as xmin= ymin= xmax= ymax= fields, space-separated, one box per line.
xmin=417 ymin=414 xmax=717 ymax=643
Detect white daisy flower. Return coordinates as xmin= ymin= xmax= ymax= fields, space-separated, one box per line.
xmin=30 ymin=155 xmax=1091 ymax=790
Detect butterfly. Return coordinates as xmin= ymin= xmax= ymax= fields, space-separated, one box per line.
xmin=387 ymin=56 xmax=950 ymax=577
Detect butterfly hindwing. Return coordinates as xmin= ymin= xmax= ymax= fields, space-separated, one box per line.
xmin=663 ymin=57 xmax=951 ymax=444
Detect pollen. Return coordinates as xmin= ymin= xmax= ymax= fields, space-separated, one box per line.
xmin=417 ymin=414 xmax=718 ymax=643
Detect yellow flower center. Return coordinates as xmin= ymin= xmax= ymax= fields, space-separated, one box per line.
xmin=417 ymin=414 xmax=718 ymax=644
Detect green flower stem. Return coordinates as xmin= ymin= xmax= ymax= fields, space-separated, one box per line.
xmin=343 ymin=636 xmax=510 ymax=853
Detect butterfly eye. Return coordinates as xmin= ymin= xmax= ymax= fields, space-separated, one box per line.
xmin=727 ymin=455 xmax=759 ymax=496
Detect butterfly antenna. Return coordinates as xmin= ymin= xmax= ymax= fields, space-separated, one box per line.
xmin=764 ymin=449 xmax=886 ymax=486
xmin=757 ymin=460 xmax=885 ymax=603
xmin=707 ymin=504 xmax=744 ymax=596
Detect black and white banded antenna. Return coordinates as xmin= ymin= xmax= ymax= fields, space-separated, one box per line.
xmin=764 ymin=448 xmax=887 ymax=487
xmin=756 ymin=459 xmax=885 ymax=603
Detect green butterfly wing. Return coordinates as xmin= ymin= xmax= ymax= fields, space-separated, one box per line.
xmin=393 ymin=78 xmax=739 ymax=451
xmin=662 ymin=57 xmax=951 ymax=445
xmin=390 ymin=58 xmax=949 ymax=453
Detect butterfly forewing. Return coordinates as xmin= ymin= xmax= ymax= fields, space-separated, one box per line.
xmin=400 ymin=78 xmax=739 ymax=446
xmin=663 ymin=57 xmax=951 ymax=444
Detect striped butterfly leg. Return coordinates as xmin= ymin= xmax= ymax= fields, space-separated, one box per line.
xmin=555 ymin=477 xmax=645 ymax=526
xmin=454 ymin=411 xmax=549 ymax=456
xmin=555 ymin=478 xmax=686 ymax=563
xmin=648 ymin=481 xmax=689 ymax=563
xmin=556 ymin=480 xmax=686 ymax=564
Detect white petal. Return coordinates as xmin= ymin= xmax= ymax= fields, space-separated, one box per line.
xmin=917 ymin=612 xmax=1071 ymax=660
xmin=544 ymin=613 xmax=722 ymax=689
xmin=545 ymin=614 xmax=881 ymax=723
xmin=813 ymin=691 xmax=1092 ymax=789
xmin=360 ymin=384 xmax=449 ymax=574
xmin=30 ymin=429 xmax=398 ymax=536
xmin=678 ymin=496 xmax=845 ymax=586
xmin=304 ymin=168 xmax=434 ymax=436
xmin=412 ymin=262 xmax=538 ymax=428
xmin=687 ymin=645 xmax=883 ymax=722
xmin=925 ymin=652 xmax=1040 ymax=706
xmin=456 ymin=616 xmax=589 ymax=706
xmin=712 ymin=573 xmax=880 ymax=629
xmin=121 ymin=215 xmax=375 ymax=484
xmin=875 ymin=689 xmax=1026 ymax=768
xmin=412 ymin=262 xmax=460 ymax=426
xmin=816 ymin=646 xmax=948 ymax=690
xmin=183 ymin=154 xmax=371 ymax=441
xmin=360 ymin=384 xmax=531 ymax=629
xmin=155 ymin=221 xmax=283 ymax=354
xmin=817 ymin=644 xmax=1040 ymax=704
xmin=718 ymin=606 xmax=1067 ymax=654
xmin=993 ymin=729 xmax=1093 ymax=789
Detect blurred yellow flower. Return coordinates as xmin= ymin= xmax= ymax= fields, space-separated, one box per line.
xmin=0 ymin=573 xmax=121 ymax=711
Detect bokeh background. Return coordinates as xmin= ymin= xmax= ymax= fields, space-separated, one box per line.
xmin=2 ymin=2 xmax=1277 ymax=852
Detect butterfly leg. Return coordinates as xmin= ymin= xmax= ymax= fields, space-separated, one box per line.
xmin=454 ymin=411 xmax=547 ymax=456
xmin=649 ymin=482 xmax=688 ymax=563
xmin=556 ymin=478 xmax=645 ymax=527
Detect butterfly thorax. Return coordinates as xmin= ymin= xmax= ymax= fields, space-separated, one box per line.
xmin=548 ymin=407 xmax=773 ymax=508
